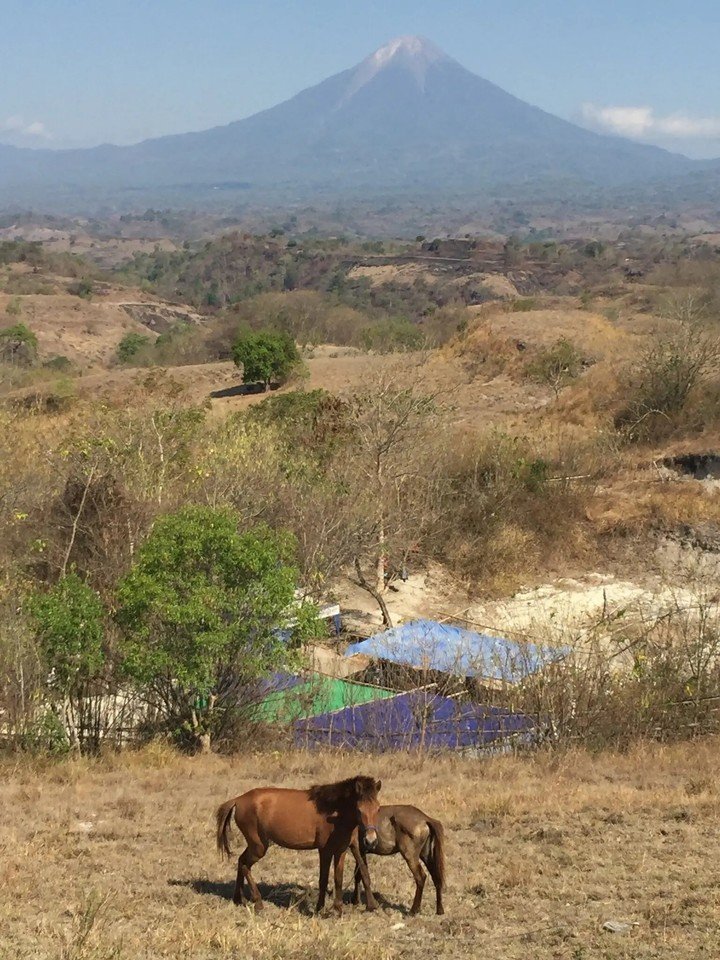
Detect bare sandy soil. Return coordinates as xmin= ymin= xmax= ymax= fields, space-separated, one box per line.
xmin=2 ymin=743 xmax=719 ymax=960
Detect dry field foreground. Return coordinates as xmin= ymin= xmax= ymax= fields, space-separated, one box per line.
xmin=1 ymin=743 xmax=720 ymax=960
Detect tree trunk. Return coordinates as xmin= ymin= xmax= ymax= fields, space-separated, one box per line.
xmin=376 ymin=519 xmax=386 ymax=592
xmin=61 ymin=697 xmax=81 ymax=757
xmin=354 ymin=556 xmax=393 ymax=628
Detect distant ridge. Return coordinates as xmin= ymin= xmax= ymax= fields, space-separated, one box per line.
xmin=0 ymin=36 xmax=713 ymax=209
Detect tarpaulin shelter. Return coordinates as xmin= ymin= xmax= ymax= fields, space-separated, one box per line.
xmin=254 ymin=672 xmax=394 ymax=724
xmin=344 ymin=619 xmax=557 ymax=682
xmin=294 ymin=688 xmax=534 ymax=752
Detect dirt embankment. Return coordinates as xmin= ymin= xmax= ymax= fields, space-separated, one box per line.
xmin=0 ymin=289 xmax=203 ymax=368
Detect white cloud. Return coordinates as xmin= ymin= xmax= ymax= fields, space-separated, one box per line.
xmin=3 ymin=115 xmax=53 ymax=139
xmin=580 ymin=103 xmax=720 ymax=142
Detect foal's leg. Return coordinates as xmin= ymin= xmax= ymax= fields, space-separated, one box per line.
xmin=332 ymin=849 xmax=347 ymax=917
xmin=316 ymin=847 xmax=333 ymax=914
xmin=351 ymin=859 xmax=362 ymax=906
xmin=397 ymin=834 xmax=426 ymax=916
xmin=349 ymin=839 xmax=378 ymax=912
xmin=421 ymin=851 xmax=444 ymax=916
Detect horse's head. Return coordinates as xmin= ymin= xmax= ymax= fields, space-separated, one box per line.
xmin=354 ymin=777 xmax=381 ymax=850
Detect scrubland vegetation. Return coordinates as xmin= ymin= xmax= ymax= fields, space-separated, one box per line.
xmin=2 ymin=228 xmax=720 ymax=753
xmin=1 ymin=223 xmax=720 ymax=955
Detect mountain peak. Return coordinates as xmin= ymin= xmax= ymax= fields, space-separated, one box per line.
xmin=344 ymin=35 xmax=450 ymax=100
xmin=371 ymin=35 xmax=447 ymax=66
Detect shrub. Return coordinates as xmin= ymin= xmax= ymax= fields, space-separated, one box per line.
xmin=358 ymin=317 xmax=424 ymax=353
xmin=615 ymin=320 xmax=720 ymax=443
xmin=67 ymin=279 xmax=94 ymax=299
xmin=116 ymin=331 xmax=151 ymax=364
xmin=510 ymin=298 xmax=536 ymax=312
xmin=525 ymin=337 xmax=587 ymax=399
xmin=43 ymin=355 xmax=72 ymax=372
xmin=5 ymin=296 xmax=22 ymax=316
xmin=246 ymin=389 xmax=351 ymax=459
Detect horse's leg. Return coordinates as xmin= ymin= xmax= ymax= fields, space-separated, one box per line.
xmin=315 ymin=847 xmax=333 ymax=914
xmin=233 ymin=852 xmax=246 ymax=906
xmin=398 ymin=835 xmax=426 ymax=916
xmin=238 ymin=838 xmax=267 ymax=912
xmin=332 ymin=849 xmax=346 ymax=917
xmin=349 ymin=838 xmax=377 ymax=912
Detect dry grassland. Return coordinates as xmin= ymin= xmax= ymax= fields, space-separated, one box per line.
xmin=2 ymin=742 xmax=719 ymax=959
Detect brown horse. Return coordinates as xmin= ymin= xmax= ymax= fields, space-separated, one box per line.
xmin=216 ymin=775 xmax=381 ymax=915
xmin=351 ymin=805 xmax=446 ymax=915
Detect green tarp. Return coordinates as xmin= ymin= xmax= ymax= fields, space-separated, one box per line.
xmin=256 ymin=674 xmax=394 ymax=723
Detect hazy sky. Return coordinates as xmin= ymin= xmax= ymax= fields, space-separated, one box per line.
xmin=3 ymin=0 xmax=719 ymax=157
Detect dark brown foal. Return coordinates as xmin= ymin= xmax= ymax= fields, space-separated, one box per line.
xmin=351 ymin=804 xmax=446 ymax=915
xmin=216 ymin=775 xmax=380 ymax=915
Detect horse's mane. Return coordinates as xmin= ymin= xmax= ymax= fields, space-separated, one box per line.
xmin=308 ymin=776 xmax=377 ymax=812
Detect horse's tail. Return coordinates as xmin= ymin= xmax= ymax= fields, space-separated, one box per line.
xmin=216 ymin=799 xmax=236 ymax=859
xmin=426 ymin=818 xmax=446 ymax=891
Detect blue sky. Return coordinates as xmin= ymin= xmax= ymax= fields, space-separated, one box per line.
xmin=3 ymin=0 xmax=719 ymax=157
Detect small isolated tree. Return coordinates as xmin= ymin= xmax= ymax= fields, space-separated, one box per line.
xmin=0 ymin=322 xmax=38 ymax=365
xmin=526 ymin=337 xmax=586 ymax=400
xmin=116 ymin=506 xmax=313 ymax=751
xmin=232 ymin=330 xmax=301 ymax=389
xmin=343 ymin=366 xmax=446 ymax=626
xmin=27 ymin=573 xmax=106 ymax=755
xmin=116 ymin=331 xmax=150 ymax=365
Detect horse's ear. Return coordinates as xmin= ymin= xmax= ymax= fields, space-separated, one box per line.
xmin=375 ymin=779 xmax=382 ymax=793
xmin=354 ymin=778 xmax=363 ymax=796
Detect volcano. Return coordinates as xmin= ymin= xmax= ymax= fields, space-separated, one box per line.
xmin=0 ymin=36 xmax=705 ymax=206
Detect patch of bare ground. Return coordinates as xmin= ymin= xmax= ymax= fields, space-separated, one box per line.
xmin=1 ymin=742 xmax=719 ymax=959
xmin=7 ymin=350 xmax=550 ymax=427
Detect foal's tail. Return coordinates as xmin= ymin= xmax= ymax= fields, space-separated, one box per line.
xmin=216 ymin=799 xmax=237 ymax=859
xmin=426 ymin=818 xmax=446 ymax=891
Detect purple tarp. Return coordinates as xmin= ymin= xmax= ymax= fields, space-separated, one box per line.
xmin=294 ymin=689 xmax=535 ymax=752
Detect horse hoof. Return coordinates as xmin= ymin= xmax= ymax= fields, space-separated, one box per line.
xmin=366 ymin=901 xmax=378 ymax=913
xmin=253 ymin=901 xmax=264 ymax=913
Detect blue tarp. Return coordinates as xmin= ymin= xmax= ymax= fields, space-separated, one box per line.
xmin=294 ymin=689 xmax=535 ymax=752
xmin=344 ymin=619 xmax=554 ymax=681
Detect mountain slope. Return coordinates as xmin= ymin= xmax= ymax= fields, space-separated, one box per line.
xmin=0 ymin=36 xmax=708 ymax=204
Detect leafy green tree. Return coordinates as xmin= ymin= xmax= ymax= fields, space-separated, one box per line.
xmin=232 ymin=330 xmax=301 ymax=389
xmin=116 ymin=331 xmax=150 ymax=364
xmin=116 ymin=506 xmax=314 ymax=751
xmin=27 ymin=573 xmax=106 ymax=754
